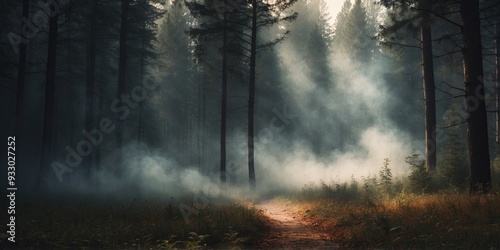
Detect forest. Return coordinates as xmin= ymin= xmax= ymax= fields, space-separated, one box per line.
xmin=1 ymin=0 xmax=500 ymax=248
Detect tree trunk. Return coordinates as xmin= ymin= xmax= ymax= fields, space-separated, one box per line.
xmin=220 ymin=5 xmax=228 ymax=184
xmin=198 ymin=72 xmax=204 ymax=170
xmin=84 ymin=0 xmax=98 ymax=181
xmin=116 ymin=0 xmax=130 ymax=171
xmin=138 ymin=21 xmax=146 ymax=144
xmin=496 ymin=21 xmax=500 ymax=150
xmin=461 ymin=0 xmax=491 ymax=193
xmin=95 ymin=72 xmax=104 ymax=172
xmin=15 ymin=0 xmax=29 ymax=137
xmin=15 ymin=0 xmax=29 ymax=179
xmin=248 ymin=0 xmax=257 ymax=190
xmin=37 ymin=11 xmax=59 ymax=188
xmin=420 ymin=0 xmax=436 ymax=171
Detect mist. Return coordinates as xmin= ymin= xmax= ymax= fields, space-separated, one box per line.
xmin=81 ymin=3 xmax=426 ymax=198
xmin=5 ymin=0 xmax=499 ymax=248
xmin=249 ymin=37 xmax=421 ymax=191
xmin=3 ymin=0 xmax=432 ymax=201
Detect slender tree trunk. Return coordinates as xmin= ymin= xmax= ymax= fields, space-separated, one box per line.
xmin=52 ymin=99 xmax=59 ymax=162
xmin=496 ymin=22 xmax=500 ymax=150
xmin=201 ymin=86 xmax=206 ymax=173
xmin=200 ymin=73 xmax=208 ymax=174
xmin=220 ymin=4 xmax=228 ymax=184
xmin=116 ymin=0 xmax=130 ymax=172
xmin=84 ymin=0 xmax=98 ymax=181
xmin=69 ymin=35 xmax=76 ymax=149
xmin=138 ymin=22 xmax=146 ymax=144
xmin=420 ymin=0 xmax=436 ymax=171
xmin=138 ymin=86 xmax=144 ymax=144
xmin=62 ymin=5 xmax=71 ymax=161
xmin=15 ymin=0 xmax=29 ymax=137
xmin=37 ymin=11 xmax=59 ymax=188
xmin=248 ymin=0 xmax=257 ymax=190
xmin=461 ymin=0 xmax=491 ymax=193
xmin=95 ymin=75 xmax=104 ymax=172
xmin=198 ymin=72 xmax=204 ymax=169
xmin=15 ymin=0 xmax=29 ymax=179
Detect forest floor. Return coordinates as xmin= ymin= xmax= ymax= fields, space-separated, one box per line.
xmin=254 ymin=199 xmax=338 ymax=249
xmin=286 ymin=193 xmax=500 ymax=249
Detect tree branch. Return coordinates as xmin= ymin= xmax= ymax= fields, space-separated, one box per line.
xmin=409 ymin=5 xmax=462 ymax=28
xmin=440 ymin=80 xmax=466 ymax=93
xmin=437 ymin=121 xmax=466 ymax=129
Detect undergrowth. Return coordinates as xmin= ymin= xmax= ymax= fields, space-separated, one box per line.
xmin=5 ymin=195 xmax=268 ymax=249
xmin=289 ymin=152 xmax=500 ymax=248
xmin=298 ymin=193 xmax=500 ymax=248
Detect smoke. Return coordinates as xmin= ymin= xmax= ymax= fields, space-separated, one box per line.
xmin=242 ymin=37 xmax=422 ymax=192
xmin=47 ymin=34 xmax=422 ymax=200
xmin=41 ymin=143 xmax=226 ymax=201
xmin=35 ymin=4 xmax=426 ymax=201
xmin=255 ymin=127 xmax=415 ymax=191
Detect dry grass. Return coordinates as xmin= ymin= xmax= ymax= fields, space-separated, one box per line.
xmin=5 ymin=195 xmax=269 ymax=249
xmin=298 ymin=192 xmax=500 ymax=249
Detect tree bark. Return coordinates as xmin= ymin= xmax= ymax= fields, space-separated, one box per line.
xmin=248 ymin=0 xmax=257 ymax=190
xmin=496 ymin=21 xmax=500 ymax=150
xmin=95 ymin=71 xmax=104 ymax=172
xmin=220 ymin=5 xmax=228 ymax=184
xmin=420 ymin=0 xmax=436 ymax=171
xmin=37 ymin=10 xmax=59 ymax=188
xmin=116 ymin=0 xmax=130 ymax=171
xmin=15 ymin=0 xmax=29 ymax=137
xmin=84 ymin=0 xmax=98 ymax=181
xmin=15 ymin=0 xmax=29 ymax=180
xmin=461 ymin=0 xmax=491 ymax=193
xmin=138 ymin=21 xmax=146 ymax=144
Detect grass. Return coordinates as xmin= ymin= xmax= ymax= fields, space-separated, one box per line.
xmin=6 ymin=194 xmax=269 ymax=249
xmin=285 ymin=154 xmax=500 ymax=248
xmin=6 ymin=189 xmax=500 ymax=249
xmin=295 ymin=191 xmax=500 ymax=249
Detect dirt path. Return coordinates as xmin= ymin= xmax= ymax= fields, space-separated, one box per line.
xmin=254 ymin=200 xmax=337 ymax=249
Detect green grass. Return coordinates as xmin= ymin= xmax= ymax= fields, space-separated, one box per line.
xmin=9 ymin=195 xmax=269 ymax=249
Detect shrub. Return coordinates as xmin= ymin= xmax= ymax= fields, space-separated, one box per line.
xmin=438 ymin=103 xmax=469 ymax=189
xmin=405 ymin=150 xmax=431 ymax=193
xmin=361 ymin=174 xmax=378 ymax=201
xmin=379 ymin=158 xmax=393 ymax=197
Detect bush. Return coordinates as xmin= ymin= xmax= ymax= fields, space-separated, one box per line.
xmin=438 ymin=103 xmax=469 ymax=189
xmin=299 ymin=179 xmax=362 ymax=202
xmin=490 ymin=155 xmax=500 ymax=190
xmin=405 ymin=150 xmax=431 ymax=193
xmin=361 ymin=174 xmax=378 ymax=201
xmin=379 ymin=158 xmax=393 ymax=197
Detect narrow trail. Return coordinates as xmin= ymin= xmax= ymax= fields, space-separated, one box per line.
xmin=254 ymin=200 xmax=338 ymax=249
